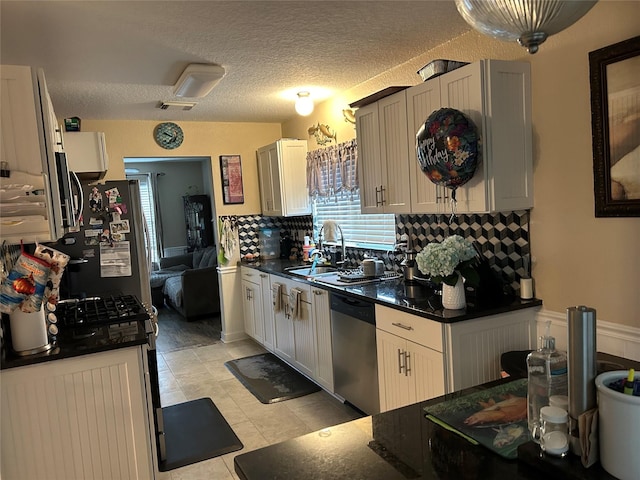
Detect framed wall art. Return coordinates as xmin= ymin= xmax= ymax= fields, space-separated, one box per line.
xmin=590 ymin=35 xmax=640 ymax=217
xmin=220 ymin=155 xmax=244 ymax=204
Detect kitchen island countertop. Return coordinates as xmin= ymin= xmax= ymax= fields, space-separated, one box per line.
xmin=235 ymin=353 xmax=637 ymax=480
xmin=241 ymin=259 xmax=542 ymax=323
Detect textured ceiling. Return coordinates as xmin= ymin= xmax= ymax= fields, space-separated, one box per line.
xmin=1 ymin=1 xmax=472 ymax=123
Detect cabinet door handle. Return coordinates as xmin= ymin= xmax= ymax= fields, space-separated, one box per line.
xmin=260 ymin=274 xmax=267 ymax=278
xmin=397 ymin=348 xmax=404 ymax=374
xmin=375 ymin=186 xmax=381 ymax=206
xmin=391 ymin=322 xmax=413 ymax=331
xmin=380 ymin=185 xmax=386 ymax=206
xmin=313 ymin=290 xmax=324 ymax=295
xmin=404 ymin=351 xmax=411 ymax=377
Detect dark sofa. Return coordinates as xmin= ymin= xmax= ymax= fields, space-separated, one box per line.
xmin=150 ymin=247 xmax=220 ymax=320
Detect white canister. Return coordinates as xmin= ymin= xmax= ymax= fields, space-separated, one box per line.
xmin=595 ymin=370 xmax=640 ymax=480
xmin=9 ymin=308 xmax=52 ymax=355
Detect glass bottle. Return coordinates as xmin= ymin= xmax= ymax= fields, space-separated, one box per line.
xmin=527 ymin=323 xmax=568 ymax=441
xmin=539 ymin=406 xmax=570 ymax=457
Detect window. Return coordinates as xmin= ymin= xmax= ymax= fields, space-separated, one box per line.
xmin=308 ymin=141 xmax=395 ymax=250
xmin=312 ymin=192 xmax=396 ymax=250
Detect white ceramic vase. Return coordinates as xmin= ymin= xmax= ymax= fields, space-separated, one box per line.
xmin=442 ymin=273 xmax=465 ymax=310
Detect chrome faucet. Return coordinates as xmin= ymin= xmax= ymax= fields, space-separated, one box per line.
xmin=319 ymin=221 xmax=346 ymax=267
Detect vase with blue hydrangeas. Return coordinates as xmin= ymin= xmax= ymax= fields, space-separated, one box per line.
xmin=415 ymin=235 xmax=479 ymax=310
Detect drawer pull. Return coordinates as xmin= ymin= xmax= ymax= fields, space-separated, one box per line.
xmin=391 ymin=322 xmax=413 ymax=331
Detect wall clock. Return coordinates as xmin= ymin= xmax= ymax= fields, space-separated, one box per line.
xmin=154 ymin=122 xmax=184 ymax=149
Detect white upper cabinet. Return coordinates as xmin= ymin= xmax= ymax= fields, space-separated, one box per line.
xmin=360 ymin=60 xmax=533 ymax=215
xmin=257 ymin=139 xmax=310 ymax=217
xmin=356 ymin=90 xmax=411 ymax=214
xmin=0 ymin=65 xmax=69 ymax=244
xmin=407 ymin=79 xmax=445 ymax=213
xmin=438 ymin=60 xmax=532 ymax=213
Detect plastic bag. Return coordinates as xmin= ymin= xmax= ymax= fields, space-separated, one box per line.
xmin=0 ymin=247 xmax=51 ymax=314
xmin=33 ymin=244 xmax=70 ymax=306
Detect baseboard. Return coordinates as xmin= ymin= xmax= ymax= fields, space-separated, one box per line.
xmin=221 ymin=330 xmax=249 ymax=343
xmin=535 ymin=309 xmax=640 ymax=362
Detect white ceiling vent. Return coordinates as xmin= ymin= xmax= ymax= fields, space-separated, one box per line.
xmin=158 ymin=101 xmax=197 ymax=111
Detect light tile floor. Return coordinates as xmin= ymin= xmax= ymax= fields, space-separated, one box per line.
xmin=156 ymin=339 xmax=364 ymax=480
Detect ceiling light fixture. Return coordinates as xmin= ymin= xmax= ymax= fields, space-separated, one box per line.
xmin=454 ymin=0 xmax=597 ymax=54
xmin=295 ymin=91 xmax=314 ymax=116
xmin=173 ymin=63 xmax=226 ymax=98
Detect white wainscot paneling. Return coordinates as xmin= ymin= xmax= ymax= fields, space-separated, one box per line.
xmin=535 ymin=309 xmax=640 ymax=362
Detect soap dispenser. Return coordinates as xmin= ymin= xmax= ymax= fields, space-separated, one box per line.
xmin=526 ymin=322 xmax=568 ymax=441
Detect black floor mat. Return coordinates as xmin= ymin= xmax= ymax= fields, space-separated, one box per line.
xmin=159 ymin=398 xmax=243 ymax=471
xmin=225 ymin=353 xmax=320 ymax=404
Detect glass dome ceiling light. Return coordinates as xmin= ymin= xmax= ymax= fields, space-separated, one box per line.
xmin=455 ymin=0 xmax=598 ymax=54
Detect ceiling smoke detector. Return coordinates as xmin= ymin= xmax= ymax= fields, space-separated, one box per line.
xmin=158 ymin=101 xmax=197 ymax=111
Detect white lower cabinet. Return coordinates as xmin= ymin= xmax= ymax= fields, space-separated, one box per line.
xmin=241 ymin=267 xmax=265 ymax=344
xmin=271 ymin=276 xmax=316 ymax=379
xmin=311 ymin=287 xmax=333 ymax=392
xmin=444 ymin=308 xmax=536 ymax=392
xmin=376 ymin=304 xmax=535 ymax=412
xmin=260 ymin=271 xmax=275 ymax=352
xmin=1 ymin=347 xmax=153 ymax=480
xmin=241 ymin=268 xmax=334 ymax=393
xmin=241 ymin=268 xmax=535 ymax=409
xmin=376 ymin=306 xmax=445 ymax=412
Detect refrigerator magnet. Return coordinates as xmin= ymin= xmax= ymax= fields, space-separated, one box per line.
xmin=89 ymin=187 xmax=103 ymax=212
xmin=110 ymin=220 xmax=130 ymax=234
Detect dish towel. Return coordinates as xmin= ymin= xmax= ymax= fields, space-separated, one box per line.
xmin=222 ymin=217 xmax=237 ymax=262
xmin=272 ymin=283 xmax=282 ymax=312
xmin=289 ymin=288 xmax=302 ymax=319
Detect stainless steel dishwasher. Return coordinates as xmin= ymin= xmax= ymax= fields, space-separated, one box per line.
xmin=330 ymin=293 xmax=380 ymax=415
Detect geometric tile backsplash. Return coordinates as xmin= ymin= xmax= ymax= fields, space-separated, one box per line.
xmin=396 ymin=210 xmax=530 ymax=294
xmin=234 ymin=209 xmax=530 ymax=295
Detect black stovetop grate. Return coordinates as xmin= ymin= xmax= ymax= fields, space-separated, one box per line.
xmin=57 ymin=295 xmax=149 ymax=327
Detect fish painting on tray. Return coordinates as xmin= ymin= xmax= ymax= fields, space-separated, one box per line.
xmin=425 ymin=378 xmax=531 ymax=459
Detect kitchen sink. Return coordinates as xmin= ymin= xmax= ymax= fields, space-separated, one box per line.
xmin=286 ymin=265 xmax=340 ymax=278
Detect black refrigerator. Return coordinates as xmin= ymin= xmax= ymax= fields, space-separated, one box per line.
xmin=56 ymin=179 xmax=152 ymax=308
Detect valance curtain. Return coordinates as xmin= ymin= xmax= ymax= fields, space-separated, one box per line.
xmin=306 ymin=139 xmax=358 ymax=201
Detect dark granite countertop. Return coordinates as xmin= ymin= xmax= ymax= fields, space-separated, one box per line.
xmin=241 ymin=259 xmax=542 ymax=323
xmin=1 ymin=317 xmax=148 ymax=370
xmin=235 ymin=353 xmax=638 ymax=480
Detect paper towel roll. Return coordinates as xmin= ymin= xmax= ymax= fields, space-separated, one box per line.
xmin=9 ymin=308 xmax=51 ymax=355
xmin=520 ymin=278 xmax=534 ymax=299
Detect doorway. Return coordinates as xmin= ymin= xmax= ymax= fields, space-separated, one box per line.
xmin=124 ymin=156 xmax=215 ymax=266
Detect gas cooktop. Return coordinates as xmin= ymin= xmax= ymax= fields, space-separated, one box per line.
xmin=56 ymin=295 xmax=150 ymax=326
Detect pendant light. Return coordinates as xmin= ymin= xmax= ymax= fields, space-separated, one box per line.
xmin=295 ymin=91 xmax=314 ymax=116
xmin=455 ymin=0 xmax=598 ymax=54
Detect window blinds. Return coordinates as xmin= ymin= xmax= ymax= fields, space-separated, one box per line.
xmin=309 ymin=141 xmax=395 ymax=249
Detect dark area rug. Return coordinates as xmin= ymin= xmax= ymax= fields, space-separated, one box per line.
xmin=159 ymin=398 xmax=243 ymax=471
xmin=156 ymin=306 xmax=221 ymax=353
xmin=225 ymin=353 xmax=321 ymax=404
